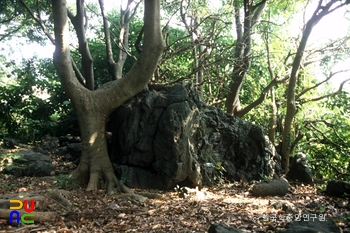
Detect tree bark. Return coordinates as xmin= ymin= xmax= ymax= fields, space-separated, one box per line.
xmin=70 ymin=111 xmax=123 ymax=193
xmin=52 ymin=0 xmax=164 ymax=194
xmin=268 ymin=87 xmax=277 ymax=143
xmin=225 ymin=0 xmax=266 ymax=116
xmin=99 ymin=0 xmax=136 ymax=80
xmin=280 ymin=0 xmax=348 ymax=173
xmin=67 ymin=0 xmax=94 ymax=90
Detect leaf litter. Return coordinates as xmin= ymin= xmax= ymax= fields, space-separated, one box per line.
xmin=0 ymin=147 xmax=349 ymax=232
xmin=0 ymin=176 xmax=349 ymax=233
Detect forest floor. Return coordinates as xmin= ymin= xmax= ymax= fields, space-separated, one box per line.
xmin=0 ymin=147 xmax=349 ymax=232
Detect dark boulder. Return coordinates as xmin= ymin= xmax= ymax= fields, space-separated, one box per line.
xmin=281 ymin=217 xmax=340 ymax=233
xmin=25 ymin=160 xmax=53 ymax=176
xmin=2 ymin=149 xmax=53 ymax=177
xmin=287 ymin=153 xmax=313 ymax=184
xmin=3 ymin=166 xmax=23 ymax=177
xmin=3 ymin=138 xmax=19 ymax=149
xmin=19 ymin=149 xmax=52 ymax=163
xmin=109 ymin=83 xmax=282 ymax=189
xmin=56 ymin=140 xmax=82 ymax=163
xmin=59 ymin=135 xmax=81 ymax=147
xmin=326 ymin=180 xmax=350 ymax=197
xmin=208 ymin=223 xmax=244 ymax=233
xmin=66 ymin=142 xmax=82 ymax=161
xmin=39 ymin=135 xmax=59 ymax=152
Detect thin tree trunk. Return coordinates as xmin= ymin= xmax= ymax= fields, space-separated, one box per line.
xmin=67 ymin=0 xmax=94 ymax=90
xmin=280 ymin=0 xmax=347 ymax=173
xmin=226 ymin=0 xmax=266 ymax=116
xmin=197 ymin=44 xmax=205 ymax=97
xmin=99 ymin=0 xmax=135 ymax=80
xmin=268 ymin=87 xmax=277 ymax=143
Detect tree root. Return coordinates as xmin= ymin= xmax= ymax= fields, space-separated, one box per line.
xmin=69 ymin=166 xmax=138 ymax=196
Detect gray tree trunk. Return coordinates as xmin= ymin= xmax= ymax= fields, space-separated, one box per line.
xmin=52 ymin=0 xmax=164 ymax=194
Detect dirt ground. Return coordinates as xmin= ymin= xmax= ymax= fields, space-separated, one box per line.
xmin=0 ymin=176 xmax=349 ymax=233
xmin=0 ymin=146 xmax=349 ymax=232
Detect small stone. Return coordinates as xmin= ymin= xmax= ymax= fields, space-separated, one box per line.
xmin=251 ymin=177 xmax=289 ymax=197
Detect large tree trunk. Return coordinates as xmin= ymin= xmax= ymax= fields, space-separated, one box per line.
xmin=52 ymin=0 xmax=164 ymax=194
xmin=70 ymin=110 xmax=128 ymax=193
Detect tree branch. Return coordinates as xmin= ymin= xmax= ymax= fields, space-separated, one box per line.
xmin=99 ymin=0 xmax=117 ymax=80
xmin=237 ymin=74 xmax=290 ymax=117
xmin=0 ymin=25 xmax=24 ymax=42
xmin=311 ymin=158 xmax=350 ymax=177
xmin=302 ymin=77 xmax=350 ymax=103
xmin=96 ymin=0 xmax=165 ymax=113
xmin=297 ymin=69 xmax=350 ymax=99
xmin=19 ymin=0 xmax=55 ymax=44
xmin=68 ymin=0 xmax=94 ymax=90
xmin=17 ymin=0 xmax=85 ymax=88
xmin=52 ymin=0 xmax=85 ymax=102
xmin=252 ymin=0 xmax=267 ymax=26
xmin=134 ymin=26 xmax=144 ymax=54
xmin=306 ymin=123 xmax=342 ymax=148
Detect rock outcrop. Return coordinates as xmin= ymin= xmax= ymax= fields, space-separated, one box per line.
xmin=108 ymin=83 xmax=282 ymax=189
xmin=326 ymin=180 xmax=350 ymax=197
xmin=3 ymin=149 xmax=53 ymax=177
xmin=281 ymin=217 xmax=340 ymax=233
xmin=287 ymin=153 xmax=313 ymax=184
